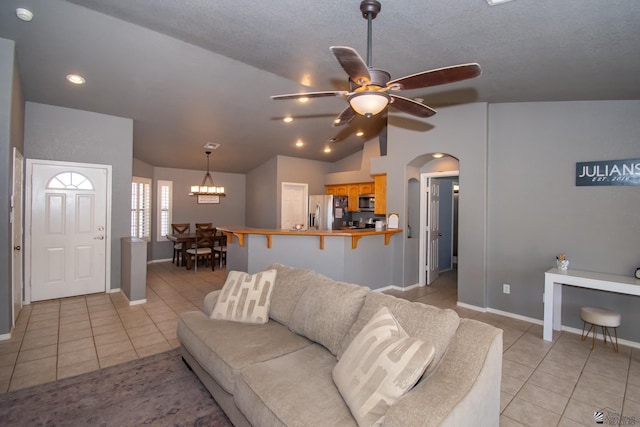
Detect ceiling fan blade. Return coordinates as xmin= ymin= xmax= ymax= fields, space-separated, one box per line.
xmin=387 ymin=63 xmax=481 ymax=91
xmin=389 ymin=94 xmax=437 ymax=118
xmin=330 ymin=46 xmax=371 ymax=86
xmin=271 ymin=91 xmax=348 ymax=100
xmin=332 ymin=106 xmax=356 ymax=127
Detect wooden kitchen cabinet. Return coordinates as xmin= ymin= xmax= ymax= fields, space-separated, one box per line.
xmin=326 ymin=181 xmax=376 ymax=212
xmin=347 ymin=184 xmax=360 ymax=212
xmin=325 ymin=184 xmax=348 ymax=196
xmin=335 ymin=185 xmax=348 ymax=196
xmin=374 ymin=174 xmax=386 ymax=215
xmin=359 ymin=182 xmax=374 ymax=194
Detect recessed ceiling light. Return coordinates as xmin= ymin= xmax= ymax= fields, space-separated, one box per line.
xmin=323 ymin=147 xmax=332 ymax=153
xmin=66 ymin=74 xmax=86 ymax=85
xmin=298 ymin=97 xmax=309 ymax=103
xmin=486 ymin=0 xmax=514 ymax=5
xmin=432 ymin=153 xmax=444 ymax=158
xmin=283 ymin=116 xmax=293 ymax=123
xmin=16 ymin=8 xmax=33 ymax=22
xmin=356 ymin=131 xmax=364 ymax=137
xmin=295 ymin=140 xmax=304 ymax=147
xmin=334 ymin=118 xmax=341 ymax=125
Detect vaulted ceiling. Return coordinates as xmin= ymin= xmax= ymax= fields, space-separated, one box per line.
xmin=2 ymin=0 xmax=639 ymax=173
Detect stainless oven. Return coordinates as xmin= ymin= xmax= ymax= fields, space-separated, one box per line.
xmin=358 ymin=194 xmax=375 ymax=211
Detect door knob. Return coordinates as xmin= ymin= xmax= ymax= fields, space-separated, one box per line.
xmin=14 ymin=245 xmax=21 ymax=251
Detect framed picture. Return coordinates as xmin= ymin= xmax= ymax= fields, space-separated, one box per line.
xmin=197 ymin=195 xmax=220 ymax=204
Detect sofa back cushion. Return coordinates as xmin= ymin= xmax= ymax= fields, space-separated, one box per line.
xmin=339 ymin=292 xmax=460 ymax=376
xmin=289 ymin=272 xmax=369 ymax=356
xmin=267 ymin=263 xmax=313 ymax=326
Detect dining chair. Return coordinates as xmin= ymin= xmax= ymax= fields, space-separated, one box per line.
xmin=213 ymin=233 xmax=227 ymax=268
xmin=195 ymin=222 xmax=214 ymax=230
xmin=186 ymin=227 xmax=216 ymax=271
xmin=171 ymin=223 xmax=190 ymax=266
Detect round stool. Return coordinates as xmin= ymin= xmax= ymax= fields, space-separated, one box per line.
xmin=580 ymin=307 xmax=621 ymax=352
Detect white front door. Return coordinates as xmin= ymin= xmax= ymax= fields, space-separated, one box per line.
xmin=28 ymin=160 xmax=110 ymax=301
xmin=11 ymin=148 xmax=24 ymax=325
xmin=427 ymin=178 xmax=440 ymax=285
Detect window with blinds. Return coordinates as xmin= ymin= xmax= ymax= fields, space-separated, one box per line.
xmin=157 ymin=180 xmax=173 ymax=242
xmin=131 ymin=177 xmax=151 ymax=240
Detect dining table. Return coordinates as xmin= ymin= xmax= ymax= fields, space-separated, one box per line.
xmin=167 ymin=231 xmax=226 ymax=269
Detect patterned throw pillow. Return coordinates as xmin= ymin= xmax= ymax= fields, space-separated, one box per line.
xmin=210 ymin=269 xmax=277 ymax=324
xmin=332 ymin=306 xmax=435 ymax=426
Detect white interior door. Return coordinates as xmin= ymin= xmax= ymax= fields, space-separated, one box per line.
xmin=28 ymin=161 xmax=110 ymax=301
xmin=11 ymin=148 xmax=24 ymax=325
xmin=427 ymin=178 xmax=440 ymax=284
xmin=281 ymin=182 xmax=308 ymax=230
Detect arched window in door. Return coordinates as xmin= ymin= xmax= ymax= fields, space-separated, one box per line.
xmin=47 ymin=172 xmax=94 ymax=190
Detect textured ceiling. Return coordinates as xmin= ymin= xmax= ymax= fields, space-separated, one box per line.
xmin=1 ymin=0 xmax=639 ymax=173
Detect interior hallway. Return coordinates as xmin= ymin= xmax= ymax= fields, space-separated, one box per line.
xmin=1 ymin=264 xmax=639 ymax=426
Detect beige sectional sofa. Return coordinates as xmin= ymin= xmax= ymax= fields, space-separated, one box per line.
xmin=177 ymin=264 xmax=502 ymax=427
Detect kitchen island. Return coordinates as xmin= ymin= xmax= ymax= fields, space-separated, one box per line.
xmin=217 ymin=227 xmax=402 ymax=290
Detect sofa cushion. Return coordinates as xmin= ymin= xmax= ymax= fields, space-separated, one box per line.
xmin=339 ymin=292 xmax=460 ymax=377
xmin=289 ymin=272 xmax=368 ymax=355
xmin=266 ymin=263 xmax=313 ymax=326
xmin=177 ymin=311 xmax=311 ymax=394
xmin=333 ymin=306 xmax=435 ymax=427
xmin=211 ymin=269 xmax=276 ymax=324
xmin=234 ymin=344 xmax=357 ymax=427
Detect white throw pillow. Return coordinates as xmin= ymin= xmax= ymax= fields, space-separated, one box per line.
xmin=210 ymin=269 xmax=277 ymax=324
xmin=333 ymin=306 xmax=435 ymax=426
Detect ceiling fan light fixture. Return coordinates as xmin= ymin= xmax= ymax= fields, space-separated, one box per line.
xmin=348 ymin=91 xmax=390 ymax=117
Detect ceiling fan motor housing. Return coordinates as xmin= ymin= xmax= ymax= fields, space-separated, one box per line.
xmin=360 ymin=0 xmax=381 ymax=19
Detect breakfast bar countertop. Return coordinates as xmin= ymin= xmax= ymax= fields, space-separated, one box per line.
xmin=217 ymin=226 xmax=402 ymax=250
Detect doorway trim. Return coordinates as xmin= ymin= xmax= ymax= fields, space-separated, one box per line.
xmin=419 ymin=170 xmax=459 ymax=287
xmin=11 ymin=148 xmax=24 ymax=326
xmin=280 ymin=182 xmax=309 ymax=230
xmin=24 ymin=159 xmax=112 ymax=304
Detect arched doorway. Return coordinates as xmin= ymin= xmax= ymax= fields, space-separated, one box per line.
xmin=405 ymin=154 xmax=459 ymax=289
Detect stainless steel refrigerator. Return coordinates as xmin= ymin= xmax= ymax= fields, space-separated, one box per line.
xmin=308 ymin=195 xmax=349 ymax=230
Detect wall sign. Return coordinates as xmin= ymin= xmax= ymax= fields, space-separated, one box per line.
xmin=197 ymin=195 xmax=220 ymax=204
xmin=576 ymin=158 xmax=640 ymax=186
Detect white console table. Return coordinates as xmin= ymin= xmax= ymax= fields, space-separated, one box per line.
xmin=543 ymin=268 xmax=640 ymax=341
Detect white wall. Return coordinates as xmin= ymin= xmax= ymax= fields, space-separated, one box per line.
xmin=487 ymin=100 xmax=640 ymax=341
xmin=377 ymin=103 xmax=489 ymax=307
xmin=24 ymin=102 xmax=133 ymax=292
xmin=150 ymin=166 xmax=245 ymax=260
xmin=379 ymin=100 xmax=640 ymax=342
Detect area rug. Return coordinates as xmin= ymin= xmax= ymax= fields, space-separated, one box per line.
xmin=0 ymin=349 xmax=232 ymax=426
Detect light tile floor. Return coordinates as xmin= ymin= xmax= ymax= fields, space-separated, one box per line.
xmin=1 ymin=264 xmax=639 ymax=426
xmin=384 ymin=270 xmax=640 ymax=426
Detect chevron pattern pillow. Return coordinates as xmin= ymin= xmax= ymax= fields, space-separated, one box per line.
xmin=333 ymin=306 xmax=435 ymax=426
xmin=210 ymin=269 xmax=277 ymax=324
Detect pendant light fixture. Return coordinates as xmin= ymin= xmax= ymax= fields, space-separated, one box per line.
xmin=189 ymin=143 xmax=225 ymax=197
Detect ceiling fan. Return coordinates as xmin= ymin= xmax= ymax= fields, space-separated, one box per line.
xmin=271 ymin=0 xmax=482 ymax=127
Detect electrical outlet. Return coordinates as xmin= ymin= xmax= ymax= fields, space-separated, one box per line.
xmin=503 ymin=284 xmax=510 ymax=294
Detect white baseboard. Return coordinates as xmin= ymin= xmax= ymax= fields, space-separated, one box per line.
xmin=374 ymin=283 xmax=421 ymax=293
xmin=108 ymin=287 xmax=121 ymax=294
xmin=120 ymin=290 xmax=147 ymax=306
xmin=561 ymin=325 xmax=640 ymax=350
xmin=0 ymin=332 xmax=12 ymax=341
xmin=148 ymin=258 xmax=172 ymax=264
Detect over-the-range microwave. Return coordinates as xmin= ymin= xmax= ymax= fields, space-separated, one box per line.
xmin=358 ymin=194 xmax=375 ymax=211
